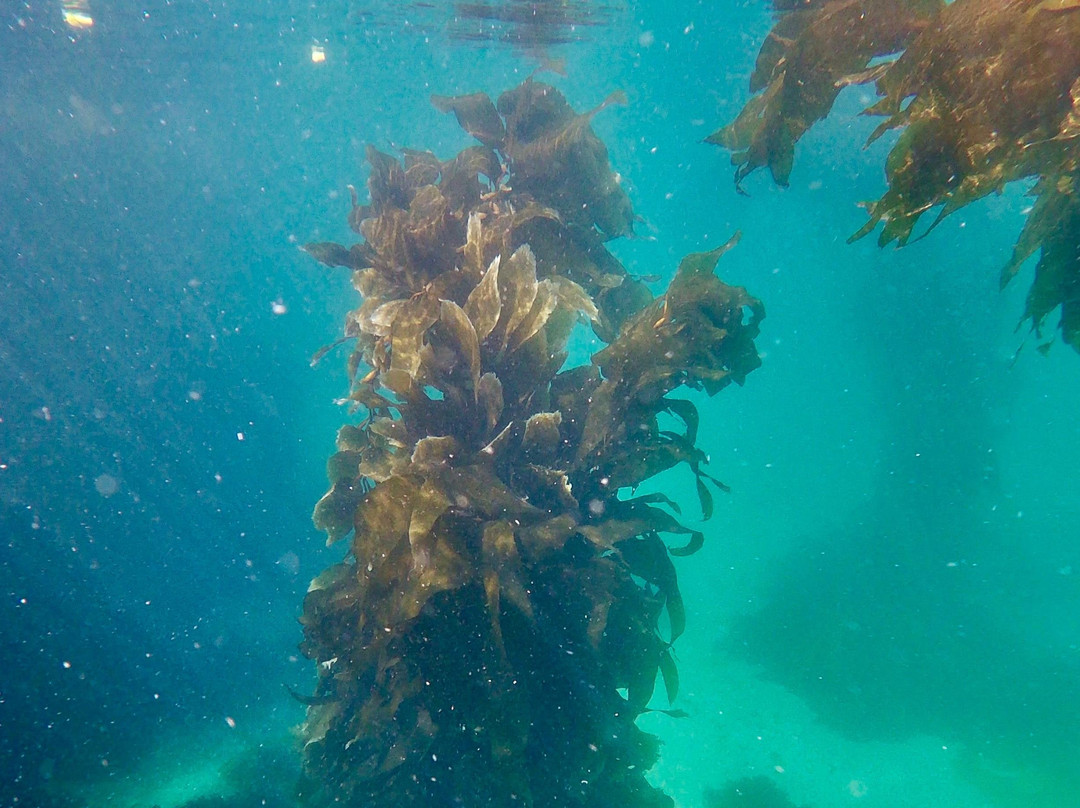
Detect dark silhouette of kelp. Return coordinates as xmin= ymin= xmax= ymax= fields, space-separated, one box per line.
xmin=299 ymin=78 xmax=764 ymax=807
xmin=704 ymin=775 xmax=809 ymax=808
xmin=713 ymin=0 xmax=1080 ymax=352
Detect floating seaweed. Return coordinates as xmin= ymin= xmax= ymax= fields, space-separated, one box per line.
xmin=299 ymin=78 xmax=763 ymax=807
xmin=713 ymin=0 xmax=1080 ymax=352
xmin=709 ymin=0 xmax=942 ymax=189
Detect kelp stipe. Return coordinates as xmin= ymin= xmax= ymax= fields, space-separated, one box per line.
xmin=300 ymin=78 xmax=764 ymax=808
xmin=714 ymin=0 xmax=1080 ymax=352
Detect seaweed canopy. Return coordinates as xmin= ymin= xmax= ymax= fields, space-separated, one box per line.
xmin=299 ymin=78 xmax=763 ymax=808
xmin=856 ymin=0 xmax=1080 ymax=351
xmin=708 ymin=0 xmax=943 ymax=189
xmin=714 ymin=0 xmax=1080 ymax=352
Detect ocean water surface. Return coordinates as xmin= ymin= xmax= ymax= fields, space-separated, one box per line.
xmin=2 ymin=2 xmax=1079 ymax=807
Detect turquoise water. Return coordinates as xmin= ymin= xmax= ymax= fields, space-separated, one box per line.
xmin=2 ymin=2 xmax=1079 ymax=807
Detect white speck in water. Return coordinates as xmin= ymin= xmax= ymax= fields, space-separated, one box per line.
xmin=94 ymin=474 xmax=119 ymax=497
xmin=276 ymin=551 xmax=301 ymax=576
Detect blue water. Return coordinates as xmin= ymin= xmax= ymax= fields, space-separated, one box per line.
xmin=2 ymin=3 xmax=1079 ymax=807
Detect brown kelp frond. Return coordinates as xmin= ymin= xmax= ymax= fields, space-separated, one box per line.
xmin=707 ymin=0 xmax=942 ymax=188
xmin=1008 ymin=171 xmax=1080 ymax=350
xmin=299 ymin=79 xmax=763 ymax=808
xmin=431 ymin=92 xmax=507 ymax=148
xmin=856 ymin=0 xmax=1080 ymax=347
xmin=848 ymin=0 xmax=1080 ymax=247
xmin=716 ymin=0 xmax=1080 ymax=351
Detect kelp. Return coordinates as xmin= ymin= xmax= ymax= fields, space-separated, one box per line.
xmin=709 ymin=0 xmax=943 ymax=188
xmin=704 ymin=775 xmax=809 ymax=808
xmin=1005 ymin=172 xmax=1080 ymax=351
xmin=714 ymin=0 xmax=1080 ymax=351
xmin=299 ymin=78 xmax=764 ymax=808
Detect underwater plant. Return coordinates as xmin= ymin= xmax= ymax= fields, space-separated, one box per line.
xmin=704 ymin=775 xmax=809 ymax=808
xmin=709 ymin=0 xmax=943 ymax=189
xmin=299 ymin=78 xmax=763 ymax=807
xmin=713 ymin=0 xmax=1080 ymax=352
